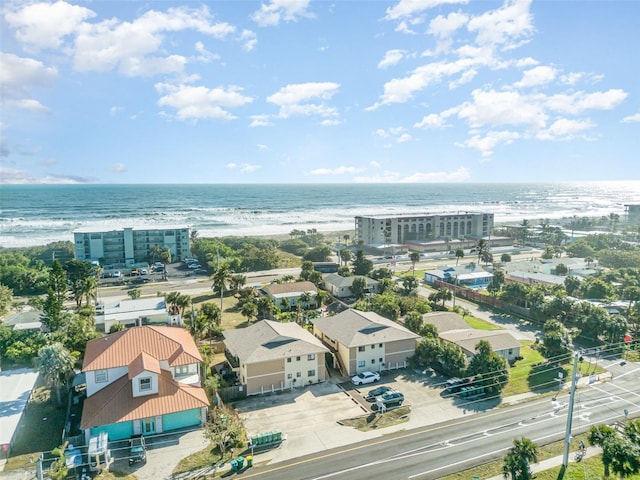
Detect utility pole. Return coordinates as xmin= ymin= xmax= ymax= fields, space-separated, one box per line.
xmin=560 ymin=352 xmax=580 ymax=476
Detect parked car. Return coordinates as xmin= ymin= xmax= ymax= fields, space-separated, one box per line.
xmin=372 ymin=390 xmax=404 ymax=410
xmin=131 ymin=269 xmax=139 ymax=276
xmin=444 ymin=377 xmax=473 ymax=394
xmin=365 ymin=385 xmax=392 ymax=402
xmin=128 ymin=436 xmax=146 ymax=466
xmin=140 ymin=269 xmax=148 ymax=275
xmin=112 ymin=271 xmax=122 ymax=278
xmin=351 ymin=371 xmax=380 ymax=385
xmin=188 ymin=263 xmax=202 ymax=269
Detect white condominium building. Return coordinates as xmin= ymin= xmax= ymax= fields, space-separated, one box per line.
xmin=74 ymin=226 xmax=191 ymax=266
xmin=355 ymin=212 xmax=494 ymax=245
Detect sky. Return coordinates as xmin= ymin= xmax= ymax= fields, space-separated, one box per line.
xmin=1 ymin=0 xmax=639 ymax=185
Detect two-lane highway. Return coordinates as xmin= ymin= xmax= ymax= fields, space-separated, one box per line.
xmin=237 ymin=378 xmax=640 ymax=480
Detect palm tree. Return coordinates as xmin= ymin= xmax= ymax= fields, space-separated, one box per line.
xmin=588 ymin=424 xmax=617 ymax=477
xmin=149 ymin=244 xmax=162 ymax=264
xmin=409 ymin=252 xmax=420 ymax=275
xmin=502 ymin=437 xmax=538 ymax=480
xmin=211 ymin=264 xmax=231 ymax=315
xmin=257 ymin=297 xmax=276 ymax=319
xmin=299 ymin=291 xmax=312 ymax=310
xmin=38 ymin=343 xmax=75 ymax=406
xmin=455 ymin=248 xmax=464 ymax=265
xmin=343 ymin=234 xmax=350 ymax=245
xmin=229 ymin=274 xmax=247 ymax=294
xmin=471 ymin=238 xmax=490 ymax=264
xmin=240 ymin=301 xmax=258 ymax=324
xmin=199 ymin=302 xmax=221 ymax=327
xmin=520 ymin=219 xmax=530 ymax=246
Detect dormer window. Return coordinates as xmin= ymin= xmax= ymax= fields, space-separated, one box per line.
xmin=139 ymin=377 xmax=152 ymax=391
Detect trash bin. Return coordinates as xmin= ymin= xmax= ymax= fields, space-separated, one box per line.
xmin=246 ymin=455 xmax=253 ymax=467
xmin=230 ymin=459 xmax=238 ymax=472
xmin=236 ymin=456 xmax=245 ymax=469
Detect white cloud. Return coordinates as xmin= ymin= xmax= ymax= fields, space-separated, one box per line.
xmin=239 ymin=163 xmax=261 ymax=173
xmin=110 ymin=106 xmax=123 ymax=116
xmin=370 ymin=161 xmax=381 ymax=168
xmin=4 ymin=1 xmax=95 ymax=49
xmin=72 ymin=6 xmax=235 ymax=75
xmin=239 ymin=30 xmax=257 ymax=52
xmin=414 ymin=113 xmax=447 ymax=128
xmin=397 ymin=133 xmax=412 ymax=143
xmin=251 ymin=0 xmax=313 ymax=27
xmin=378 ymin=49 xmax=407 ymax=69
xmin=545 ymin=89 xmax=628 ymax=115
xmin=155 ymin=83 xmax=253 ymax=121
xmin=536 ymin=118 xmax=594 ymax=141
xmin=622 ymin=113 xmax=640 ymax=123
xmin=374 ymin=129 xmax=388 ymax=138
xmin=399 ymin=166 xmax=471 ymax=182
xmin=227 ymin=163 xmax=237 ymax=169
xmin=267 ymin=82 xmax=340 ymax=119
xmin=428 ymin=11 xmax=469 ymax=51
xmin=249 ymin=115 xmax=273 ymax=127
xmin=514 ymin=65 xmax=557 ymax=88
xmin=311 ymin=166 xmax=365 ymax=176
xmin=0 ymin=167 xmax=93 ymax=184
xmin=109 ymin=162 xmax=127 ymax=173
xmin=385 ymin=0 xmax=468 ymax=22
xmin=194 ymin=41 xmax=220 ymax=63
xmin=0 ymin=53 xmax=58 ymax=112
xmin=257 ymin=144 xmax=269 ymax=151
xmin=457 ymin=89 xmax=547 ymax=130
xmin=467 ymin=0 xmax=534 ymax=48
xmin=463 ymin=130 xmax=520 ymax=156
xmin=321 ymin=119 xmax=341 ymax=126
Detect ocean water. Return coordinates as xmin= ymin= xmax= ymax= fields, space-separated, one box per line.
xmin=1 ymin=182 xmax=639 ymax=248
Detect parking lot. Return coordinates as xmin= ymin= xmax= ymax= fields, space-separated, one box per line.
xmin=235 ymin=368 xmax=488 ymax=464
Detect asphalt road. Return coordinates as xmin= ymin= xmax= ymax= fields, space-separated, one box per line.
xmin=235 ymin=370 xmax=640 ymax=480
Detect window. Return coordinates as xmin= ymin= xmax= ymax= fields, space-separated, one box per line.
xmin=296 ymin=356 xmax=301 ymax=361
xmin=508 ymin=349 xmax=513 ymax=355
xmin=175 ymin=365 xmax=189 ymax=377
xmin=287 ymin=358 xmax=292 ymax=363
xmin=379 ymin=358 xmax=383 ymax=363
xmin=358 ymin=346 xmax=365 ymax=352
xmin=371 ymin=344 xmax=375 ymax=349
xmin=371 ymin=359 xmax=376 ymax=364
xmin=307 ymin=354 xmax=315 ymax=361
xmin=308 ymin=370 xmax=316 ymax=377
xmin=287 ymin=373 xmax=292 ymax=379
xmin=94 ymin=370 xmax=108 ymax=383
xmin=379 ymin=343 xmax=383 ymax=348
xmin=296 ymin=372 xmax=302 ymax=378
xmin=139 ymin=377 xmax=152 ymax=391
xmin=358 ymin=360 xmax=365 ymax=367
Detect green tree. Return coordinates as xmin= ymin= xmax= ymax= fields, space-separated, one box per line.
xmin=564 ymin=275 xmax=582 ymax=296
xmin=257 ymin=297 xmax=276 ymax=319
xmin=455 ymin=248 xmax=465 ymax=266
xmin=467 ymin=340 xmax=509 ymax=395
xmin=500 ymin=253 xmax=511 ymax=264
xmin=128 ymin=288 xmax=141 ymax=300
xmin=542 ymin=319 xmax=572 ymax=357
xmin=350 ymin=277 xmax=368 ymax=299
xmin=48 ymin=442 xmax=69 ymax=480
xmin=302 ymin=246 xmax=332 ymax=262
xmin=401 ymin=276 xmax=419 ymax=296
xmin=200 ymin=302 xmax=222 ymax=327
xmin=403 ymin=311 xmax=423 ymax=335
xmin=471 ymin=239 xmax=490 ymax=264
xmin=339 ymin=249 xmax=352 ymax=266
xmin=38 ymin=342 xmax=74 ymax=406
xmin=0 ymin=284 xmax=13 ymax=315
xmin=589 ymin=424 xmax=618 ymax=478
xmin=63 ymin=314 xmax=100 ymax=357
xmin=352 ymin=250 xmax=374 ymax=276
xmin=502 ymin=437 xmax=538 ymax=480
xmin=409 ymin=252 xmax=420 ymax=275
xmin=554 ymin=263 xmax=568 ymax=276
xmin=64 ymin=260 xmax=96 ymax=309
xmin=212 ymin=264 xmax=232 ymax=315
xmin=205 ymin=407 xmax=245 ymax=454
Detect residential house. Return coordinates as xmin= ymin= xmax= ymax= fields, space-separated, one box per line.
xmin=81 ymin=326 xmax=209 ymax=442
xmin=312 ymin=309 xmax=420 ymax=375
xmin=439 ymin=329 xmax=521 ymax=363
xmin=421 ymin=311 xmax=469 ymax=333
xmin=2 ymin=310 xmax=42 ymax=331
xmin=95 ymin=297 xmax=180 ymax=332
xmin=323 ymin=274 xmax=380 ymax=299
xmin=262 ymin=281 xmax=318 ymax=311
xmin=424 ymin=266 xmax=493 ymax=287
xmin=504 ymin=271 xmax=566 ymax=287
xmin=223 ymin=320 xmax=329 ymax=395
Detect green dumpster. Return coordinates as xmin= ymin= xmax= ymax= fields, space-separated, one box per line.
xmin=246 ymin=455 xmax=253 ymax=467
xmin=236 ymin=456 xmax=245 ymax=469
xmin=230 ymin=459 xmax=238 ymax=472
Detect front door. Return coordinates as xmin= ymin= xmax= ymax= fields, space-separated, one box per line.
xmin=142 ymin=417 xmax=155 ymax=435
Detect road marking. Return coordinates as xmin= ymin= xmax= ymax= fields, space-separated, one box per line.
xmin=613 ymin=367 xmax=640 ymax=380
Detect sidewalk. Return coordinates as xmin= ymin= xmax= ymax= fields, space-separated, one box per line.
xmin=485 ymin=446 xmax=602 ymax=480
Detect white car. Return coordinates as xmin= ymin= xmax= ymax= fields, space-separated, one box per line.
xmin=351 ymin=371 xmax=380 ymax=385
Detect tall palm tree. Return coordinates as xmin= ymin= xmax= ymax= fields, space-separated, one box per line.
xmin=38 ymin=343 xmax=75 ymax=406
xmin=471 ymin=238 xmax=490 ymax=264
xmin=409 ymin=252 xmax=420 ymax=275
xmin=211 ymin=264 xmax=231 ymax=316
xmin=502 ymin=437 xmax=538 ymax=480
xmin=343 ymin=234 xmax=350 ymax=245
xmin=455 ymin=248 xmax=464 ymax=265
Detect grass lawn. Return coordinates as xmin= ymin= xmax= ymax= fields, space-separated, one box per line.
xmin=172 ymin=442 xmax=234 ymax=475
xmin=5 ymin=386 xmax=67 ymax=471
xmin=502 ymin=342 xmax=607 ymax=397
xmin=191 ymin=293 xmax=245 ymax=330
xmin=338 ymin=406 xmax=411 ymax=432
xmin=463 ymin=315 xmax=503 ymax=331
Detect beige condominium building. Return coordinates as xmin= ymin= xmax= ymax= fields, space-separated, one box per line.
xmin=74 ymin=226 xmax=191 ymax=266
xmin=355 ymin=212 xmax=494 ymax=245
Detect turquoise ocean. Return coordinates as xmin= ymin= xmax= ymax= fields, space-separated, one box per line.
xmin=1 ymin=182 xmax=639 ymax=248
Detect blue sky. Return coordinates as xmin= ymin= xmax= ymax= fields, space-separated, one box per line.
xmin=1 ymin=0 xmax=639 ymax=184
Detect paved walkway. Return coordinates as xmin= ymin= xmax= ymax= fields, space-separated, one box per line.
xmin=485 ymin=446 xmax=602 ymax=480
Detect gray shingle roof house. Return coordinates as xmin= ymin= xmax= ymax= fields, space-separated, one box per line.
xmin=262 ymin=281 xmax=318 ymax=310
xmin=439 ymin=329 xmax=521 ymax=363
xmin=223 ymin=320 xmax=329 ymax=395
xmin=421 ymin=311 xmax=469 ymax=333
xmin=312 ymin=309 xmax=419 ymax=375
xmin=322 ymin=274 xmax=380 ymax=299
